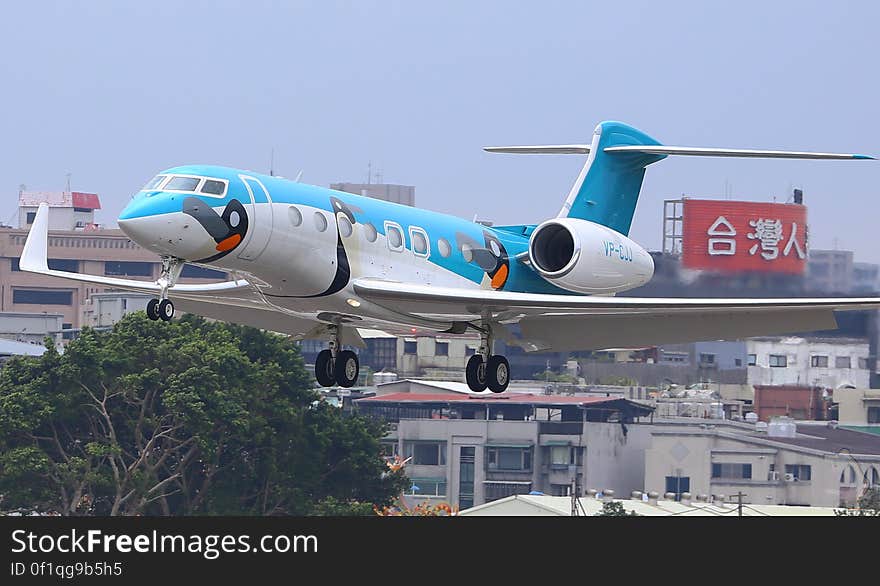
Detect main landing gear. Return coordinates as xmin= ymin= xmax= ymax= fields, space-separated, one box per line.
xmin=146 ymin=256 xmax=184 ymax=322
xmin=315 ymin=324 xmax=360 ymax=388
xmin=465 ymin=322 xmax=510 ymax=393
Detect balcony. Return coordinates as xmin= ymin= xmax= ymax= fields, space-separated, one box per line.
xmin=538 ymin=421 xmax=583 ymax=435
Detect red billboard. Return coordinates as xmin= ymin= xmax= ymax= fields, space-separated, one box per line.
xmin=681 ymin=199 xmax=807 ymax=274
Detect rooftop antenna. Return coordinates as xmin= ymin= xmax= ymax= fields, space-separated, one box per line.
xmin=66 ymin=173 xmax=71 ymax=193
xmin=269 ymin=148 xmax=275 ymax=177
xmin=367 ymin=161 xmax=372 ymax=185
xmin=376 ymin=169 xmax=384 ymax=184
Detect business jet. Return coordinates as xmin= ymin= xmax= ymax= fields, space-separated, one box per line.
xmin=20 ymin=121 xmax=878 ymax=392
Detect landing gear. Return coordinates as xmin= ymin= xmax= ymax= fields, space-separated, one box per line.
xmin=145 ymin=257 xmax=184 ymax=322
xmin=313 ymin=325 xmax=360 ymax=388
xmin=465 ymin=321 xmax=510 ymax=393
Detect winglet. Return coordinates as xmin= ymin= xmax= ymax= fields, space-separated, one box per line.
xmin=20 ymin=202 xmax=49 ymax=273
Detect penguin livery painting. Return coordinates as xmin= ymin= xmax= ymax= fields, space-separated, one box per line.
xmin=19 ymin=122 xmax=879 ymax=392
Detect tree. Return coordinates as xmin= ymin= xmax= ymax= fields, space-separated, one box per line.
xmin=594 ymin=501 xmax=640 ymax=516
xmin=0 ymin=313 xmax=406 ymax=515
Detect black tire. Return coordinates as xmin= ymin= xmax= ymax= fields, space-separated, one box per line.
xmin=486 ymin=355 xmax=510 ymax=393
xmin=334 ymin=350 xmax=359 ymax=388
xmin=158 ymin=299 xmax=174 ymax=322
xmin=146 ymin=298 xmax=160 ymax=321
xmin=315 ymin=349 xmax=336 ymax=387
xmin=465 ymin=354 xmax=488 ymax=392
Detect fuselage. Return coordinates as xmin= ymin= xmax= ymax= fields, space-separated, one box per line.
xmin=118 ymin=164 xmax=652 ymax=332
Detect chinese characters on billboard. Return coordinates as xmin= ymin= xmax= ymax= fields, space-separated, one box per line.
xmin=681 ymin=199 xmax=807 ymax=274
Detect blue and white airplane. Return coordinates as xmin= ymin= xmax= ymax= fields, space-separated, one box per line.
xmin=20 ymin=121 xmax=879 ymax=392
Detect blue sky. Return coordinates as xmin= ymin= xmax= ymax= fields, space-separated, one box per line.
xmin=1 ymin=1 xmax=877 ymax=260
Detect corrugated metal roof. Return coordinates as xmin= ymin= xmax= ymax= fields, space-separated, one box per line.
xmin=71 ymin=192 xmax=101 ymax=210
xmin=0 ymin=339 xmax=48 ymax=356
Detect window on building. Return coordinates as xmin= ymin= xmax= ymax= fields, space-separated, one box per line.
xmin=859 ymin=357 xmax=870 ymax=370
xmin=734 ymin=358 xmax=742 ymax=367
xmin=665 ymin=476 xmax=690 ymax=501
xmin=13 ymin=289 xmax=73 ymax=305
xmin=380 ymin=442 xmax=399 ymax=459
xmin=73 ymin=207 xmax=92 ymax=213
xmin=868 ymin=406 xmax=880 ymax=424
xmin=465 ymin=346 xmax=476 ymax=357
xmin=784 ymin=464 xmax=811 ymax=481
xmin=181 ymin=264 xmax=227 ymax=279
xmin=811 ymin=355 xmax=829 ymax=368
xmin=404 ymin=442 xmax=446 ymax=466
xmin=459 ymin=446 xmax=475 ymax=510
xmin=26 ymin=212 xmax=36 ymax=224
xmin=62 ymin=323 xmax=72 ymax=330
xmin=549 ymin=446 xmax=573 ymax=468
xmin=484 ymin=482 xmax=532 ymax=503
xmin=769 ymin=354 xmax=787 ymax=368
xmin=486 ymin=447 xmax=532 ymax=471
xmin=404 ymin=341 xmax=417 ymax=355
xmin=747 ymin=354 xmax=757 ymax=366
xmin=711 ymin=463 xmax=752 ymax=480
xmin=105 ymin=261 xmax=154 ymax=277
xmin=435 ymin=341 xmax=449 ymax=356
xmin=699 ymin=353 xmax=716 ymax=365
xmin=405 ymin=478 xmax=447 ymax=497
xmin=835 ymin=356 xmax=851 ymax=369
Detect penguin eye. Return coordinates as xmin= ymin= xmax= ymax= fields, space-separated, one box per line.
xmin=229 ymin=210 xmax=241 ymax=228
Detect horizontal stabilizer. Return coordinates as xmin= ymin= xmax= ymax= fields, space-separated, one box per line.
xmin=484 ymin=145 xmax=591 ymax=154
xmin=604 ymin=145 xmax=875 ymax=160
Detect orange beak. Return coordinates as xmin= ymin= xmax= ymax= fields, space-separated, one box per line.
xmin=490 ymin=263 xmax=509 ymax=289
xmin=215 ymin=234 xmax=242 ymax=252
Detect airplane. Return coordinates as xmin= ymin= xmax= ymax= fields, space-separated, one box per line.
xmin=19 ymin=120 xmax=879 ymax=393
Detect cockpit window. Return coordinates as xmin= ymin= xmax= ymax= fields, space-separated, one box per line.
xmin=200 ymin=179 xmax=226 ymax=196
xmin=143 ymin=175 xmax=167 ymax=190
xmin=164 ymin=176 xmax=201 ymax=192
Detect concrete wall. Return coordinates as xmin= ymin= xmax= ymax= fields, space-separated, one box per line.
xmin=746 ymin=338 xmax=870 ymax=388
xmin=834 ymin=388 xmax=880 ymax=426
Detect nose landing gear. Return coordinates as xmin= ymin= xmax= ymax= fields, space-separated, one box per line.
xmin=146 ymin=256 xmax=184 ymax=322
xmin=314 ymin=324 xmax=360 ymax=388
xmin=465 ymin=321 xmax=510 ymax=393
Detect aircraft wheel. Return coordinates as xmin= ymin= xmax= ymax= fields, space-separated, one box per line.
xmin=146 ymin=298 xmax=160 ymax=321
xmin=487 ymin=355 xmax=510 ymax=393
xmin=466 ymin=354 xmax=488 ymax=392
xmin=315 ymin=349 xmax=336 ymax=387
xmin=158 ymin=299 xmax=175 ymax=322
xmin=334 ymin=350 xmax=359 ymax=388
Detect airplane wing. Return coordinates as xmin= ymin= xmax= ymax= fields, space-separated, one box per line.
xmin=352 ymin=278 xmax=880 ymax=351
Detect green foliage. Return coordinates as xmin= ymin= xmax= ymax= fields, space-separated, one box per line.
xmin=594 ymin=501 xmax=640 ymax=516
xmin=0 ymin=312 xmax=406 ymax=515
xmin=835 ymin=487 xmax=880 ymax=516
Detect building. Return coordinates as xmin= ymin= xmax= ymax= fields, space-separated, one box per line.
xmin=833 ymin=387 xmax=880 ymax=428
xmin=645 ymin=418 xmax=880 ymax=507
xmin=0 ymin=311 xmax=64 ymax=345
xmin=808 ymin=249 xmax=854 ymax=293
xmin=18 ymin=190 xmax=101 ymax=231
xmin=746 ymin=336 xmax=870 ymax=389
xmin=80 ymin=292 xmax=154 ymax=328
xmin=356 ymin=392 xmax=654 ymax=510
xmin=459 ymin=493 xmax=841 ymax=516
xmin=330 ymin=182 xmax=415 ymax=207
xmin=852 ymin=262 xmax=880 ymax=294
xmin=0 ymin=337 xmax=49 ymax=364
xmin=753 ymin=385 xmax=829 ymax=422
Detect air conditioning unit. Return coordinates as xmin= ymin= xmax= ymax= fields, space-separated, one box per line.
xmin=783 ymin=473 xmax=796 ymax=482
xmin=769 ymin=471 xmax=780 ymax=481
xmin=388 ymin=423 xmax=398 ymax=431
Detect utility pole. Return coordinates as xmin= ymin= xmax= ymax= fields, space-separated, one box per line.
xmin=735 ymin=491 xmax=745 ymax=517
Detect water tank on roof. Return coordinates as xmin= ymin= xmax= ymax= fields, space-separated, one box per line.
xmin=768 ymin=416 xmax=797 ymax=438
xmin=755 ymin=421 xmax=768 ymax=433
xmin=745 ymin=412 xmax=758 ymax=423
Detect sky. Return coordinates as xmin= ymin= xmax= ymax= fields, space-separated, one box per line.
xmin=1 ymin=1 xmax=878 ymax=260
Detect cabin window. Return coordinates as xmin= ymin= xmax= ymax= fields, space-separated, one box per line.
xmin=363 ymin=222 xmax=378 ymax=243
xmin=164 ymin=176 xmax=201 ymax=192
xmin=200 ymin=179 xmax=226 ymax=196
xmin=385 ymin=222 xmax=404 ymax=252
xmin=437 ymin=238 xmax=452 ymax=258
xmin=288 ymin=206 xmax=302 ymax=227
xmin=314 ymin=212 xmax=328 ymax=232
xmin=410 ymin=227 xmax=429 ymax=257
xmin=338 ymin=216 xmax=353 ymax=238
xmin=142 ymin=175 xmax=167 ymax=190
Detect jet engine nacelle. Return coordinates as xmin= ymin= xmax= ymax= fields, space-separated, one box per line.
xmin=528 ymin=217 xmax=654 ymax=294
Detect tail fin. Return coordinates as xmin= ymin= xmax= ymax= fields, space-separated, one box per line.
xmin=485 ymin=121 xmax=873 ymax=236
xmin=557 ymin=121 xmax=664 ymax=234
